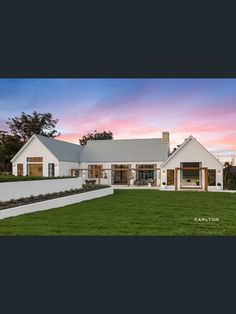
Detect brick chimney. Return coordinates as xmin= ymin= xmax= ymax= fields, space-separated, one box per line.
xmin=162 ymin=131 xmax=169 ymax=143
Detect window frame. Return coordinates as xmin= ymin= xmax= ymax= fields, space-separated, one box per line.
xmin=167 ymin=169 xmax=175 ymax=185
xmin=48 ymin=163 xmax=55 ymax=177
xmin=26 ymin=157 xmax=43 ymax=162
xmin=88 ymin=164 xmax=103 ymax=178
xmin=17 ymin=163 xmax=23 ymax=176
xmin=208 ymin=169 xmax=216 ymax=186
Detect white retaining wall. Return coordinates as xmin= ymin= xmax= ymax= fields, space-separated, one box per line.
xmin=0 ymin=178 xmax=83 ymax=202
xmin=0 ymin=187 xmax=114 ymax=220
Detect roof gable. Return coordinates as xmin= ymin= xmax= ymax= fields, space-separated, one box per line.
xmin=161 ymin=136 xmax=222 ymax=168
xmin=11 ymin=134 xmax=40 ymax=162
xmin=11 ymin=134 xmax=84 ymax=163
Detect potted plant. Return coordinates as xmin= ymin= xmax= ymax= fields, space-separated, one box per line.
xmin=162 ymin=182 xmax=166 ymax=189
xmin=217 ymin=182 xmax=222 ymax=190
xmin=196 ymin=179 xmax=199 ymax=186
xmin=147 ymin=179 xmax=153 ymax=187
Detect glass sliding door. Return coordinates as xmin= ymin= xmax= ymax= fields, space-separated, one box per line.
xmin=136 ymin=164 xmax=156 ymax=185
xmin=27 ymin=157 xmax=43 ymax=176
xmin=27 ymin=164 xmax=43 ymax=176
xmin=111 ymin=164 xmax=131 ymax=185
xmin=180 ymin=162 xmax=201 ymax=188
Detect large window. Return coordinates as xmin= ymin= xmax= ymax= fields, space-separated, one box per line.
xmin=27 ymin=164 xmax=43 ymax=176
xmin=208 ymin=169 xmax=216 ymax=186
xmin=27 ymin=157 xmax=43 ymax=162
xmin=17 ymin=164 xmax=23 ymax=176
xmin=88 ymin=165 xmax=103 ymax=178
xmin=167 ymin=169 xmax=174 ymax=185
xmin=136 ymin=164 xmax=156 ymax=181
xmin=48 ymin=163 xmax=55 ymax=177
xmin=181 ymin=162 xmax=201 ymax=186
xmin=27 ymin=157 xmax=43 ymax=176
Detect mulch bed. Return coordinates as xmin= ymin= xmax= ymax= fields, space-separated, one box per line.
xmin=0 ymin=185 xmax=110 ymax=210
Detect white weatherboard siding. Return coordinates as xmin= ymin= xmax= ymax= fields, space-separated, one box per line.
xmin=0 ymin=187 xmax=114 ymax=220
xmin=59 ymin=161 xmax=80 ymax=176
xmin=0 ymin=178 xmax=83 ymax=202
xmin=80 ymin=161 xmax=163 ymax=186
xmin=160 ymin=138 xmax=223 ymax=191
xmin=12 ymin=136 xmax=59 ymax=176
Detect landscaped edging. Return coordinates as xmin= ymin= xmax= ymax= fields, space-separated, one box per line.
xmin=0 ymin=186 xmax=114 ymax=220
xmin=0 ymin=177 xmax=83 ymax=202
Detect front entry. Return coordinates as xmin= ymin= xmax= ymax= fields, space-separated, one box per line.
xmin=111 ymin=164 xmax=130 ymax=185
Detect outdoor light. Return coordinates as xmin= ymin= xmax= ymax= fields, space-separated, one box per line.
xmin=162 ymin=170 xmax=165 ymax=173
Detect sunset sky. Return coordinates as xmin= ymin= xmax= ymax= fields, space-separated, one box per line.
xmin=0 ymin=78 xmax=235 ymax=161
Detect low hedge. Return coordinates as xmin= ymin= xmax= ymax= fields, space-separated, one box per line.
xmin=0 ymin=175 xmax=75 ymax=182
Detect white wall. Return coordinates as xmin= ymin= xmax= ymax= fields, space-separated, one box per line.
xmin=12 ymin=136 xmax=59 ymax=176
xmin=160 ymin=138 xmax=223 ymax=190
xmin=79 ymin=161 xmax=164 ymax=185
xmin=0 ymin=187 xmax=114 ymax=220
xmin=0 ymin=178 xmax=83 ymax=202
xmin=59 ymin=161 xmax=80 ymax=177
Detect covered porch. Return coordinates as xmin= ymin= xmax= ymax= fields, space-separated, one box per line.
xmin=70 ymin=166 xmax=161 ymax=187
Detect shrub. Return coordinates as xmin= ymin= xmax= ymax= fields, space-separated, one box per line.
xmin=226 ymin=179 xmax=236 ymax=190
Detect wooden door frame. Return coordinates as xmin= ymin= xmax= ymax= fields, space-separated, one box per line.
xmin=174 ymin=167 xmax=208 ymax=192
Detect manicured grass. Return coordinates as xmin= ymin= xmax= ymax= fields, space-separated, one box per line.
xmin=0 ymin=189 xmax=236 ymax=235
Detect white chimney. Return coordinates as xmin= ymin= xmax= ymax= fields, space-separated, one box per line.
xmin=162 ymin=131 xmax=169 ymax=143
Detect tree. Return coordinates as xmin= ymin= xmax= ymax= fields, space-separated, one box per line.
xmin=224 ymin=158 xmax=236 ymax=189
xmin=0 ymin=131 xmax=22 ymax=173
xmin=79 ymin=130 xmax=113 ymax=145
xmin=7 ymin=111 xmax=60 ymax=143
xmin=0 ymin=111 xmax=60 ymax=173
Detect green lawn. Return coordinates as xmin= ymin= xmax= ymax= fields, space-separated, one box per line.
xmin=0 ymin=189 xmax=236 ymax=235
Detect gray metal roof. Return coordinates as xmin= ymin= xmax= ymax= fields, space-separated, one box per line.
xmin=80 ymin=139 xmax=169 ymax=163
xmin=36 ymin=135 xmax=84 ymax=162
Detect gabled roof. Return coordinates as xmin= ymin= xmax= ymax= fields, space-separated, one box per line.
xmin=11 ymin=134 xmax=84 ymax=162
xmin=80 ymin=138 xmax=169 ymax=163
xmin=35 ymin=135 xmax=84 ymax=162
xmin=161 ymin=135 xmax=222 ymax=168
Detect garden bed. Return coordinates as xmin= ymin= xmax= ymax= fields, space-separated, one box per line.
xmin=0 ymin=184 xmax=109 ymax=210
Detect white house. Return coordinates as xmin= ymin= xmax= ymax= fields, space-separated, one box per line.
xmin=11 ymin=134 xmax=83 ymax=177
xmin=11 ymin=132 xmax=223 ymax=191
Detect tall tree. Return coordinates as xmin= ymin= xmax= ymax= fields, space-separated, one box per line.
xmin=224 ymin=158 xmax=235 ymax=189
xmin=79 ymin=130 xmax=113 ymax=145
xmin=0 ymin=131 xmax=22 ymax=173
xmin=7 ymin=111 xmax=60 ymax=143
xmin=0 ymin=111 xmax=60 ymax=173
